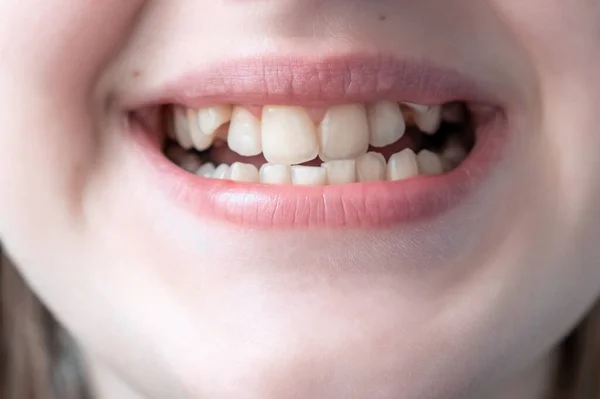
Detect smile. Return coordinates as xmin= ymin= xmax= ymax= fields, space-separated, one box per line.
xmin=129 ymin=54 xmax=508 ymax=228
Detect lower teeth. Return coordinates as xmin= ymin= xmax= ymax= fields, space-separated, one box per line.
xmin=162 ymin=102 xmax=473 ymax=186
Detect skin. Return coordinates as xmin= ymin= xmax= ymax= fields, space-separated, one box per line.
xmin=1 ymin=0 xmax=599 ymax=398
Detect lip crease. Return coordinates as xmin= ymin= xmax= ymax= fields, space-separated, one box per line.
xmin=128 ymin=54 xmax=508 ymax=229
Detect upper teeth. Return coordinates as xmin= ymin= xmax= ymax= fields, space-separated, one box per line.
xmin=173 ymin=100 xmax=454 ymax=166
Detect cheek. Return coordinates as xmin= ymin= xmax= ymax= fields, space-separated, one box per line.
xmin=0 ymin=0 xmax=146 ymax=93
xmin=0 ymin=0 xmax=144 ymax=239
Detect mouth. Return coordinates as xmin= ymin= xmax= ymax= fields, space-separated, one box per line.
xmin=128 ymin=54 xmax=507 ymax=228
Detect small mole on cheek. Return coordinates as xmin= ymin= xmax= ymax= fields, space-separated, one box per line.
xmin=132 ymin=70 xmax=141 ymax=78
xmin=378 ymin=14 xmax=387 ymax=21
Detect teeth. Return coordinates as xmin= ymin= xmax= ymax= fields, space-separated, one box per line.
xmin=387 ymin=149 xmax=419 ymax=181
xmin=318 ymin=104 xmax=369 ymax=161
xmin=259 ymin=164 xmax=292 ymax=185
xmin=212 ymin=164 xmax=231 ymax=180
xmin=356 ymin=152 xmax=387 ymax=182
xmin=323 ymin=160 xmax=356 ymax=185
xmin=188 ymin=109 xmax=214 ymax=151
xmin=291 ymin=166 xmax=327 ymax=186
xmin=262 ymin=106 xmax=319 ymax=165
xmin=367 ymin=101 xmax=406 ymax=148
xmin=441 ymin=138 xmax=468 ymax=171
xmin=403 ymin=103 xmax=442 ymax=135
xmin=174 ymin=106 xmax=194 ymax=150
xmin=229 ymin=162 xmax=260 ymax=183
xmin=196 ymin=163 xmax=216 ymax=177
xmin=227 ymin=107 xmax=262 ymax=156
xmin=417 ymin=150 xmax=444 ymax=175
xmin=442 ymin=103 xmax=465 ymax=123
xmin=197 ymin=105 xmax=233 ymax=136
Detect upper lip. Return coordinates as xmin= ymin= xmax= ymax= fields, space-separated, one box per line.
xmin=123 ymin=53 xmax=501 ymax=110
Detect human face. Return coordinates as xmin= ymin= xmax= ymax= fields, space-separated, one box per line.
xmin=1 ymin=1 xmax=599 ymax=398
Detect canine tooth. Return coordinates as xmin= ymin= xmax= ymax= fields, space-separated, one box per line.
xmin=260 ymin=164 xmax=292 ymax=185
xmin=323 ymin=160 xmax=356 ymax=185
xmin=174 ymin=106 xmax=194 ymax=149
xmin=403 ymin=103 xmax=442 ymax=135
xmin=228 ymin=107 xmax=262 ymax=156
xmin=318 ymin=104 xmax=369 ymax=161
xmin=291 ymin=166 xmax=327 ymax=186
xmin=356 ymin=152 xmax=386 ymax=182
xmin=229 ymin=162 xmax=260 ymax=183
xmin=213 ymin=164 xmax=231 ymax=180
xmin=417 ymin=150 xmax=444 ymax=175
xmin=196 ymin=163 xmax=216 ymax=177
xmin=197 ymin=105 xmax=233 ymax=136
xmin=387 ymin=149 xmax=419 ymax=181
xmin=368 ymin=101 xmax=406 ymax=147
xmin=188 ymin=109 xmax=214 ymax=151
xmin=262 ymin=106 xmax=319 ymax=165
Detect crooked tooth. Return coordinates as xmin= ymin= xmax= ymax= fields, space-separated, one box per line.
xmin=403 ymin=103 xmax=442 ymax=135
xmin=229 ymin=162 xmax=260 ymax=183
xmin=323 ymin=160 xmax=356 ymax=185
xmin=259 ymin=164 xmax=292 ymax=185
xmin=262 ymin=106 xmax=319 ymax=165
xmin=212 ymin=164 xmax=231 ymax=180
xmin=318 ymin=104 xmax=369 ymax=161
xmin=174 ymin=106 xmax=194 ymax=149
xmin=227 ymin=107 xmax=262 ymax=156
xmin=356 ymin=152 xmax=386 ymax=182
xmin=367 ymin=101 xmax=406 ymax=148
xmin=198 ymin=105 xmax=233 ymax=136
xmin=387 ymin=149 xmax=419 ymax=181
xmin=291 ymin=166 xmax=327 ymax=186
xmin=188 ymin=109 xmax=214 ymax=151
xmin=417 ymin=150 xmax=444 ymax=175
xmin=196 ymin=163 xmax=216 ymax=177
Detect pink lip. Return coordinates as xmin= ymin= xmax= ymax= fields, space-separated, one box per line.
xmin=129 ymin=54 xmax=508 ymax=229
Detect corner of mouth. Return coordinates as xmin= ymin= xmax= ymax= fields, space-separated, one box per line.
xmin=124 ymin=53 xmax=510 ymax=229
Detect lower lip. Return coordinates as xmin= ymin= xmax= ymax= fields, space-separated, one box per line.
xmin=133 ymin=115 xmax=507 ymax=229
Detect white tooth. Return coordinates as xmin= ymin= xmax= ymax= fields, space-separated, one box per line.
xmin=227 ymin=107 xmax=262 ymax=156
xmin=441 ymin=138 xmax=468 ymax=171
xmin=196 ymin=163 xmax=216 ymax=177
xmin=442 ymin=104 xmax=465 ymax=123
xmin=212 ymin=164 xmax=231 ymax=180
xmin=318 ymin=104 xmax=369 ymax=161
xmin=259 ymin=164 xmax=292 ymax=185
xmin=180 ymin=154 xmax=203 ymax=173
xmin=323 ymin=160 xmax=356 ymax=185
xmin=403 ymin=103 xmax=442 ymax=135
xmin=229 ymin=162 xmax=260 ymax=183
xmin=174 ymin=106 xmax=194 ymax=149
xmin=188 ymin=109 xmax=214 ymax=151
xmin=387 ymin=149 xmax=419 ymax=181
xmin=367 ymin=101 xmax=406 ymax=148
xmin=197 ymin=105 xmax=233 ymax=136
xmin=417 ymin=150 xmax=444 ymax=175
xmin=262 ymin=106 xmax=319 ymax=165
xmin=291 ymin=166 xmax=327 ymax=186
xmin=356 ymin=152 xmax=386 ymax=182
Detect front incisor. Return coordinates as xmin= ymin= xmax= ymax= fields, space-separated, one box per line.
xmin=262 ymin=106 xmax=319 ymax=165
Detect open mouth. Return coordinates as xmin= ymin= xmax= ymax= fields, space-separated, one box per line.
xmin=129 ymin=56 xmax=506 ymax=228
xmin=162 ymin=101 xmax=474 ymax=185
